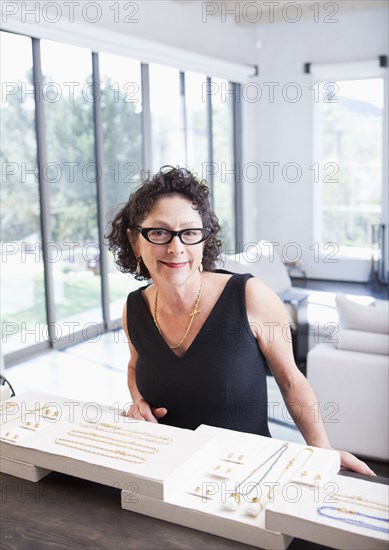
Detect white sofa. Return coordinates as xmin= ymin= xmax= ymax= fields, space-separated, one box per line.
xmin=307 ymin=342 xmax=388 ymax=461
xmin=307 ymin=294 xmax=389 ymax=461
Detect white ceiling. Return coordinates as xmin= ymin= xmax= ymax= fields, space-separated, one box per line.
xmin=172 ymin=0 xmax=389 ymax=24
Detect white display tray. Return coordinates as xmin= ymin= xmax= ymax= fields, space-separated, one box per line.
xmin=0 ymin=391 xmax=215 ymax=499
xmin=266 ymin=470 xmax=389 ymax=550
xmin=122 ymin=425 xmax=341 ymax=550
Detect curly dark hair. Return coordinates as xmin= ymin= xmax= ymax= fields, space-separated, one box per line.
xmin=106 ymin=166 xmax=222 ymax=280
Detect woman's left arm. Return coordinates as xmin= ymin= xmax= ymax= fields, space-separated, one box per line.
xmin=246 ymin=277 xmax=375 ymax=476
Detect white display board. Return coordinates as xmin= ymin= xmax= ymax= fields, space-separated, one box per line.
xmin=0 ymin=391 xmax=214 ymax=497
xmin=266 ymin=469 xmax=389 ymax=550
xmin=122 ymin=425 xmax=340 ymax=550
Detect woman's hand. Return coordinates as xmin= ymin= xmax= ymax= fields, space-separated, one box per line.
xmin=127 ymin=398 xmax=167 ymax=424
xmin=338 ymin=449 xmax=375 ymax=476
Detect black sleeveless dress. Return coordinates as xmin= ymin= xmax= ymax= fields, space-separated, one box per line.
xmin=126 ymin=272 xmax=271 ymax=437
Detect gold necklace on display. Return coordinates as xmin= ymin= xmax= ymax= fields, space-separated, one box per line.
xmin=68 ymin=430 xmax=159 ymax=454
xmin=152 ymin=277 xmax=203 ymax=350
xmin=80 ymin=421 xmax=174 ymax=445
xmin=223 ymin=446 xmax=314 ymax=516
xmin=235 ymin=442 xmax=289 ymax=497
xmin=267 ymin=447 xmax=315 ymax=501
xmin=335 ymin=493 xmax=389 ymax=513
xmin=54 ymin=438 xmax=145 ymax=464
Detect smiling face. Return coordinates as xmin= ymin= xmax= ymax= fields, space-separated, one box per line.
xmin=131 ymin=194 xmax=204 ymax=287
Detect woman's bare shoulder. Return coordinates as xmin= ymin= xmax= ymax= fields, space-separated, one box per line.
xmin=245 ymin=276 xmax=288 ymax=323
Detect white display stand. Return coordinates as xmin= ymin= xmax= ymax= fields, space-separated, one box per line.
xmin=121 ymin=425 xmax=340 ymax=550
xmin=0 ymin=456 xmax=51 ymax=482
xmin=2 ymin=391 xmax=385 ymax=550
xmin=266 ymin=470 xmax=389 ymax=550
xmin=0 ymin=391 xmax=213 ymax=498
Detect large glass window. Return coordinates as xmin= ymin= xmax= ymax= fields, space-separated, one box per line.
xmin=1 ymin=31 xmax=240 ymax=363
xmin=99 ymin=52 xmax=144 ymax=320
xmin=0 ymin=32 xmax=46 ymax=353
xmin=316 ymin=78 xmax=384 ymax=252
xmin=40 ymin=40 xmax=102 ymax=333
xmin=212 ymin=78 xmax=235 ymax=250
xmin=149 ymin=64 xmax=186 ymax=172
xmin=185 ymin=71 xmax=208 ymax=178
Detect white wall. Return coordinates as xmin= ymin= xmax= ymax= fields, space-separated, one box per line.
xmin=242 ymin=7 xmax=389 ymax=281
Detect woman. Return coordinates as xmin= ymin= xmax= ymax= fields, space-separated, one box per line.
xmin=107 ymin=165 xmax=374 ymax=475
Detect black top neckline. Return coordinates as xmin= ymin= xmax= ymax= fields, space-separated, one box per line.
xmin=135 ymin=273 xmax=237 ymax=359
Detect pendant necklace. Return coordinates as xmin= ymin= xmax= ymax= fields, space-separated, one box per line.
xmin=153 ymin=277 xmax=203 ymax=350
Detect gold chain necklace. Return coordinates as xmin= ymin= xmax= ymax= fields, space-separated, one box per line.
xmin=267 ymin=447 xmax=314 ymax=501
xmin=224 ymin=446 xmax=314 ymax=515
xmin=80 ymin=421 xmax=174 ymax=445
xmin=152 ymin=278 xmax=203 ymax=350
xmin=55 ymin=438 xmax=145 ymax=464
xmin=68 ymin=430 xmax=159 ymax=454
xmin=336 ymin=494 xmax=389 ymax=512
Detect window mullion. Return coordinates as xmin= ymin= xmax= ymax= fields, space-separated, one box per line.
xmin=206 ymin=76 xmax=214 ymax=208
xmin=32 ymin=38 xmax=56 ymax=344
xmin=141 ymin=63 xmax=152 ymax=174
xmin=180 ymin=71 xmax=188 ymax=168
xmin=92 ymin=51 xmax=111 ymax=329
xmin=232 ymin=82 xmax=243 ymax=251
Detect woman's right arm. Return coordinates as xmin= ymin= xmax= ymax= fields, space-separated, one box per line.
xmin=122 ymin=302 xmax=167 ymax=423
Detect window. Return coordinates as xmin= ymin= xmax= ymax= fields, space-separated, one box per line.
xmin=1 ymin=31 xmax=241 ymax=364
xmin=40 ymin=40 xmax=103 ymax=335
xmin=315 ymin=78 xmax=384 ymax=254
xmin=149 ymin=64 xmax=186 ymax=172
xmin=149 ymin=69 xmax=238 ymax=251
xmin=99 ymin=52 xmax=144 ymax=320
xmin=0 ymin=32 xmax=46 ymax=354
xmin=212 ymin=78 xmax=236 ymax=250
xmin=185 ymin=71 xmax=208 ymax=177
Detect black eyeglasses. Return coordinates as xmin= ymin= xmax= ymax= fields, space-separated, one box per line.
xmin=131 ymin=226 xmax=211 ymax=245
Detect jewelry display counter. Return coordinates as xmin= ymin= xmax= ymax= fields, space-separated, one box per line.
xmin=1 ymin=391 xmax=387 ymax=550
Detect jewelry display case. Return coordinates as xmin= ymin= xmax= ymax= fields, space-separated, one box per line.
xmin=1 ymin=391 xmax=387 ymax=550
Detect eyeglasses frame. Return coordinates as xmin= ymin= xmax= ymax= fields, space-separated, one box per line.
xmin=130 ymin=225 xmax=211 ymax=245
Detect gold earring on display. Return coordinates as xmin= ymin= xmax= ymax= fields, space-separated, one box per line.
xmin=136 ymin=257 xmax=141 ymax=275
